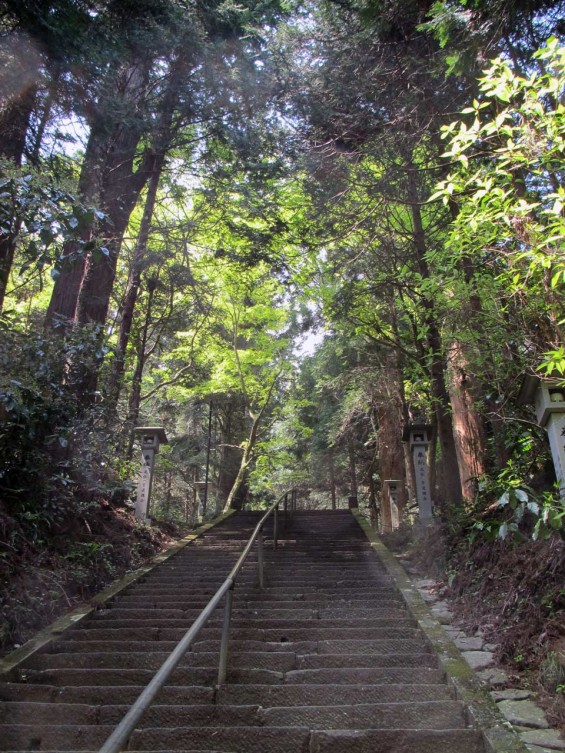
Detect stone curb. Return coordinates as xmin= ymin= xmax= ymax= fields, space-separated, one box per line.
xmin=409 ymin=580 xmax=564 ymax=753
xmin=352 ymin=510 xmax=531 ymax=753
xmin=0 ymin=509 xmax=236 ymax=676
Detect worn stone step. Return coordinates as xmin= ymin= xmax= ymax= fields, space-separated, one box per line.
xmin=284 ymin=666 xmax=446 ymax=684
xmin=217 ymin=682 xmax=456 ymax=706
xmin=50 ymin=629 xmax=423 ymax=655
xmin=186 ymin=637 xmax=431 ymax=656
xmin=4 ymin=700 xmax=466 ymax=732
xmin=95 ymin=608 xmax=325 ymax=621
xmin=68 ymin=620 xmax=411 ymax=636
xmin=310 ymin=729 xmax=485 ymax=753
xmin=257 ymin=627 xmax=416 ymax=641
xmin=0 ymin=683 xmax=214 ymax=705
xmin=0 ymin=724 xmax=115 ymax=751
xmin=22 ymin=651 xmax=299 ymax=672
xmin=259 ymin=701 xmax=468 ymax=729
xmin=120 ymin=580 xmax=389 ymax=599
xmin=296 ymin=653 xmax=439 ymax=669
xmin=128 ymin=725 xmax=305 ymax=752
xmin=249 ymin=580 xmax=385 ymax=588
xmin=0 ymin=729 xmax=303 ymax=752
xmin=0 ymin=702 xmax=263 ymax=727
xmin=48 ymin=639 xmax=318 ymax=654
xmin=315 ymin=638 xmax=431 ymax=654
xmin=317 ymin=608 xmax=409 ymax=619
xmin=62 ymin=618 xmax=416 ymax=641
xmin=113 ymin=594 xmax=401 ymax=608
xmin=15 ymin=666 xmax=285 ymax=687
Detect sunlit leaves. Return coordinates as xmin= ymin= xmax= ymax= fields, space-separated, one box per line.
xmin=431 ymin=39 xmax=565 ymax=373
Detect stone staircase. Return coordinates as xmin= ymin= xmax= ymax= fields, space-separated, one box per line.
xmin=0 ymin=510 xmax=487 ymax=752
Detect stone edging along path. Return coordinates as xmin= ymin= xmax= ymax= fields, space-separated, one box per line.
xmin=352 ymin=511 xmax=565 ymax=753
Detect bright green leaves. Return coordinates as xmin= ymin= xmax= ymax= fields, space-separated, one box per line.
xmin=430 ymin=39 xmax=565 ymax=374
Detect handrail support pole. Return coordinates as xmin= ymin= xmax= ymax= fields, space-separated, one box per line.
xmin=218 ymin=582 xmax=234 ymax=686
xmin=273 ymin=504 xmax=278 ymax=549
xmin=257 ymin=532 xmax=265 ymax=589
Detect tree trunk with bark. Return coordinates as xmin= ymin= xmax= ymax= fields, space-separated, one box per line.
xmin=45 ymin=61 xmax=152 ymax=335
xmin=0 ymin=83 xmax=36 ymax=310
xmin=410 ymin=198 xmax=464 ymax=509
xmin=328 ymin=446 xmax=337 ymax=510
xmin=223 ymin=377 xmax=279 ymax=513
xmin=448 ymin=341 xmax=488 ymax=503
xmin=348 ymin=439 xmax=358 ymax=507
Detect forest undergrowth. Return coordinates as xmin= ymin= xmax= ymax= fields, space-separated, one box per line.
xmin=0 ymin=500 xmax=185 ymax=657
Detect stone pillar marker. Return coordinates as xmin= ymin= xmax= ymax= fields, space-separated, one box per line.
xmin=383 ymin=480 xmax=401 ymax=529
xmin=134 ymin=427 xmax=168 ymax=521
xmin=403 ymin=422 xmax=434 ymax=524
xmin=519 ymin=375 xmax=565 ymax=494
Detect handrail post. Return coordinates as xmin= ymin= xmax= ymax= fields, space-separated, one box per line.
xmin=257 ymin=532 xmax=265 ymax=589
xmin=283 ymin=493 xmax=288 ymax=528
xmin=273 ymin=504 xmax=278 ymax=549
xmin=217 ymin=583 xmax=234 ymax=685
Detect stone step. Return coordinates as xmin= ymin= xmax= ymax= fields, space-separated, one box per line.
xmin=0 ymin=724 xmax=115 ymax=751
xmin=94 ymin=608 xmax=327 ymax=621
xmin=69 ymin=618 xmax=411 ymax=633
xmin=131 ymin=579 xmax=388 ymax=590
xmin=217 ymin=682 xmax=456 ymax=706
xmin=0 ymin=702 xmax=262 ymax=727
xmin=22 ymin=651 xmax=299 ymax=672
xmin=0 ymin=683 xmax=214 ymax=705
xmin=122 ymin=594 xmax=405 ymax=606
xmin=3 ymin=700 xmax=467 ymax=731
xmin=62 ymin=618 xmax=416 ymax=641
xmin=49 ymin=639 xmax=318 ymax=654
xmin=296 ymin=653 xmax=439 ymax=669
xmin=0 ymin=726 xmax=317 ymax=752
xmin=127 ymin=725 xmax=484 ymax=752
xmin=49 ymin=630 xmax=422 ymax=653
xmin=129 ymin=726 xmax=312 ymax=752
xmin=257 ymin=701 xmax=469 ymax=730
xmin=14 ymin=666 xmax=285 ymax=687
xmin=284 ymin=667 xmax=446 ymax=684
xmin=123 ymin=583 xmax=372 ymax=593
xmin=309 ymin=729 xmax=486 ymax=753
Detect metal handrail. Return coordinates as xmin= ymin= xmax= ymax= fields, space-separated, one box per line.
xmin=98 ymin=488 xmax=298 ymax=753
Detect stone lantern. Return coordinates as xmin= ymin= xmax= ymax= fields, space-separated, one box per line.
xmin=518 ymin=375 xmax=565 ymax=494
xmin=383 ymin=479 xmax=402 ymax=531
xmin=134 ymin=427 xmax=168 ymax=521
xmin=403 ymin=422 xmax=434 ymax=524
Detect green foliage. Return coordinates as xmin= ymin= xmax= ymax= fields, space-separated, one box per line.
xmin=0 ymin=324 xmax=133 ymax=548
xmin=0 ymin=164 xmax=106 ymax=286
xmin=431 ymin=38 xmax=565 ymax=374
xmin=63 ymin=541 xmax=116 ymax=582
xmin=469 ymin=476 xmax=565 ymax=544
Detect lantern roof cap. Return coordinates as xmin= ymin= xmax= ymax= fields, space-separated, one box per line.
xmin=134 ymin=427 xmax=168 ymax=444
xmin=402 ymin=423 xmax=433 ymax=442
